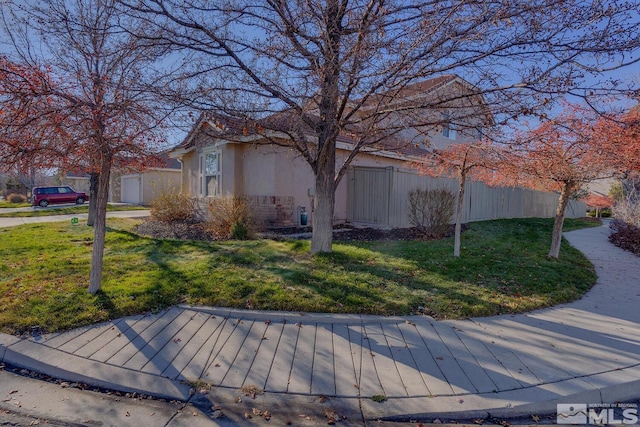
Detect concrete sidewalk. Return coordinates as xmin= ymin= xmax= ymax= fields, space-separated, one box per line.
xmin=0 ymin=209 xmax=150 ymax=227
xmin=1 ymin=220 xmax=639 ymax=425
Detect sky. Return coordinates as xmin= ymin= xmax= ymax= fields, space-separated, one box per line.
xmin=1 ymin=0 xmax=639 ymax=150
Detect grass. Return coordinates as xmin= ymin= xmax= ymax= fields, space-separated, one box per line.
xmin=0 ymin=204 xmax=147 ymax=217
xmin=0 ymin=201 xmax=31 ymax=208
xmin=0 ymin=217 xmax=599 ymax=335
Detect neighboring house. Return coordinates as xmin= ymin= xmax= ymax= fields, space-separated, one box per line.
xmin=62 ymin=157 xmax=181 ymax=206
xmin=119 ymin=158 xmax=182 ymax=205
xmin=63 ymin=173 xmax=91 ymax=195
xmin=170 ymin=75 xmax=585 ymax=227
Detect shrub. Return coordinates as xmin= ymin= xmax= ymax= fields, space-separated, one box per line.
xmin=609 ymin=219 xmax=640 ymax=256
xmin=206 ymin=196 xmax=256 ymax=240
xmin=613 ymin=199 xmax=640 ymax=228
xmin=230 ymin=221 xmax=250 ymax=240
xmin=407 ymin=187 xmax=455 ymax=237
xmin=150 ymin=189 xmax=196 ymax=222
xmin=7 ymin=193 xmax=27 ymax=203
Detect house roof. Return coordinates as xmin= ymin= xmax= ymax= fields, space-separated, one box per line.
xmin=359 ymin=74 xmax=459 ymax=109
xmin=171 ymin=74 xmax=488 ymax=161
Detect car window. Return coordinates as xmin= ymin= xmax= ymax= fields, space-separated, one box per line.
xmin=58 ymin=187 xmax=71 ymax=194
xmin=46 ymin=187 xmax=58 ymax=194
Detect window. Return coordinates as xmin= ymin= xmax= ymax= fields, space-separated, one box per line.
xmin=442 ymin=112 xmax=456 ymax=140
xmin=203 ymin=151 xmax=221 ymax=196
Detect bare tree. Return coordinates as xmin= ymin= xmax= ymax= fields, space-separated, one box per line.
xmin=1 ymin=0 xmax=172 ymax=294
xmin=121 ymin=0 xmax=640 ymax=253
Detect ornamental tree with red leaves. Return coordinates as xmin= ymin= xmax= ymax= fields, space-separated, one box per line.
xmin=1 ymin=0 xmax=172 ymax=294
xmin=583 ymin=193 xmax=613 ymax=217
xmin=490 ymin=104 xmax=635 ymax=258
xmin=598 ymin=108 xmax=640 ymax=203
xmin=0 ymin=58 xmax=69 ymax=172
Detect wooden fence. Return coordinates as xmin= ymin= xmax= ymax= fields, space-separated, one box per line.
xmin=347 ymin=167 xmax=586 ymax=227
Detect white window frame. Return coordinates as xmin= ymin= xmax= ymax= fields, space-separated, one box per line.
xmin=201 ymin=149 xmax=222 ymax=197
xmin=442 ymin=113 xmax=456 ymax=140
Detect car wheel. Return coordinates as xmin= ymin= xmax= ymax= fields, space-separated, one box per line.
xmin=76 ymin=197 xmax=85 ymax=204
xmin=39 ymin=200 xmax=49 ymax=207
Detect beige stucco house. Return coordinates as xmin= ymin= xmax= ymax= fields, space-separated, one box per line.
xmin=169 ymin=75 xmax=585 ymax=227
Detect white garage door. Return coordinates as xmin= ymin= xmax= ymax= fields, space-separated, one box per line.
xmin=121 ymin=176 xmax=141 ymax=204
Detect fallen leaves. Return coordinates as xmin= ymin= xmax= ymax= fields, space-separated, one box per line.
xmin=244 ymin=408 xmax=271 ymax=420
xmin=240 ymin=384 xmax=263 ymax=399
xmin=324 ymin=408 xmax=340 ymax=424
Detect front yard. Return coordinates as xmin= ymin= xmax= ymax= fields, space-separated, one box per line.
xmin=0 ymin=204 xmax=147 ymax=217
xmin=0 ymin=217 xmax=598 ymax=335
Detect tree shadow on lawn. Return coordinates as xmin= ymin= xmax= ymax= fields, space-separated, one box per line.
xmin=197 ymin=239 xmax=515 ymax=318
xmin=102 ymin=227 xmax=197 ymax=314
xmin=107 ymin=223 xmax=592 ymax=319
xmin=288 ymin=248 xmax=514 ymax=317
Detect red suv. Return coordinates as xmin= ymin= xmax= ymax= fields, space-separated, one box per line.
xmin=31 ymin=186 xmax=89 ymax=207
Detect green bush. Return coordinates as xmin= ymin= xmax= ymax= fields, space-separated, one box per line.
xmin=231 ymin=221 xmax=250 ymax=240
xmin=206 ymin=196 xmax=256 ymax=240
xmin=150 ymin=189 xmax=196 ymax=222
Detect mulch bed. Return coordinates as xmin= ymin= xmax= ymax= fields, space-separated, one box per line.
xmin=134 ymin=219 xmax=465 ymax=242
xmin=609 ymin=219 xmax=640 ymax=257
xmin=135 ymin=219 xmax=211 ymax=241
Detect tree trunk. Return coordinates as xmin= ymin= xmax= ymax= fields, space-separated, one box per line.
xmin=87 ymin=172 xmax=99 ymax=226
xmin=88 ymin=161 xmax=111 ymax=294
xmin=454 ymin=171 xmax=467 ymax=257
xmin=311 ymin=143 xmax=336 ymax=254
xmin=548 ymin=183 xmax=572 ymax=258
xmin=308 ymin=0 xmax=342 ymax=255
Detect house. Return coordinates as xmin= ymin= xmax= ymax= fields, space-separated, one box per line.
xmin=170 ymin=75 xmax=585 ymax=227
xmin=63 ymin=157 xmax=181 ymax=206
xmin=119 ymin=158 xmax=182 ymax=205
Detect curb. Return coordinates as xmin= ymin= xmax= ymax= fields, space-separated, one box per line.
xmin=1 ymin=336 xmax=192 ymax=402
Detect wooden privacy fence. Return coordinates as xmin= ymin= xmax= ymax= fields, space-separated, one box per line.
xmin=347 ymin=167 xmax=586 ymax=227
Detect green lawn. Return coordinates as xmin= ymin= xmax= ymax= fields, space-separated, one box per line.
xmin=0 ymin=217 xmax=599 ymax=335
xmin=0 ymin=201 xmax=31 ymax=208
xmin=0 ymin=204 xmax=147 ymax=217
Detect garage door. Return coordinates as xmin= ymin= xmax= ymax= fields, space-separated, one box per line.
xmin=121 ymin=176 xmax=141 ymax=204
